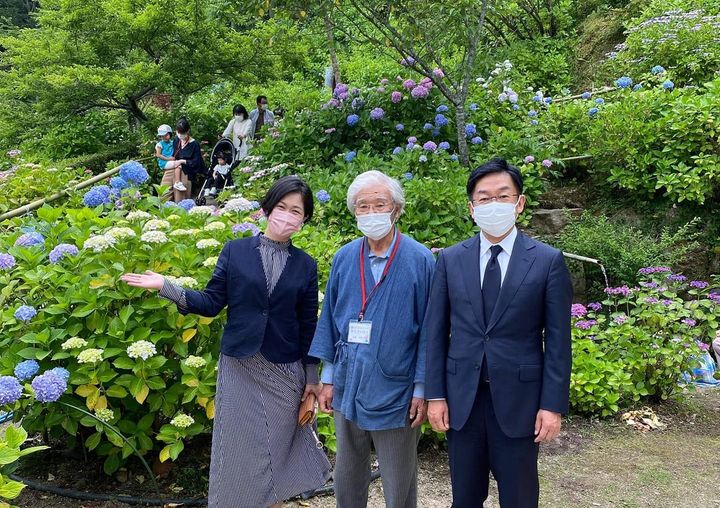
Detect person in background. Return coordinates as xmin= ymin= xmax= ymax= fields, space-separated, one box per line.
xmin=250 ymin=95 xmax=275 ymax=140
xmin=712 ymin=329 xmax=720 ymax=368
xmin=222 ymin=104 xmax=252 ymax=161
xmin=273 ymin=107 xmax=285 ymax=122
xmin=310 ymin=170 xmax=435 ymax=508
xmin=155 ymin=124 xmax=175 ymax=174
xmin=121 ymin=176 xmax=331 ymax=508
xmin=206 ymin=151 xmax=231 ymax=197
xmin=424 ymin=158 xmax=573 ymax=508
xmin=160 ymin=117 xmax=205 ymax=202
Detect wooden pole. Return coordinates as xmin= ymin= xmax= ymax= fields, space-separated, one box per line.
xmin=0 ymin=157 xmax=153 ymax=222
xmin=552 ymin=86 xmax=616 ymax=104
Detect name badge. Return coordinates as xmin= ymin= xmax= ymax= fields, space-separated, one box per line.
xmin=348 ymin=320 xmax=372 ymax=344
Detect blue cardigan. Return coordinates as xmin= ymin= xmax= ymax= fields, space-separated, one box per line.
xmin=309 ymin=233 xmax=435 ymax=431
xmin=182 ymin=236 xmax=320 ymax=364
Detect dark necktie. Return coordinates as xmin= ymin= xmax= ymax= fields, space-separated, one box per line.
xmin=482 ymin=245 xmax=503 ymax=323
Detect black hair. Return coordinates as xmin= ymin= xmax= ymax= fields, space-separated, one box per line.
xmin=256 ymin=95 xmax=268 ymax=105
xmin=273 ymin=107 xmax=284 ymax=118
xmin=217 ymin=151 xmax=229 ymax=162
xmin=261 ymin=175 xmax=314 ymax=222
xmin=232 ymin=104 xmax=248 ymax=118
xmin=176 ymin=117 xmax=191 ymax=135
xmin=466 ymin=157 xmax=523 ymax=199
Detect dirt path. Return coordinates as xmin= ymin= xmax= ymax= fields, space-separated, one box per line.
xmin=15 ymin=389 xmax=720 ymax=507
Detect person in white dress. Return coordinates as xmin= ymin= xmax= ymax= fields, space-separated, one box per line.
xmin=222 ymin=104 xmax=252 ymax=161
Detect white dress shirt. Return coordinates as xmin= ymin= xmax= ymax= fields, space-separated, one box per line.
xmin=479 ymin=227 xmax=517 ymax=287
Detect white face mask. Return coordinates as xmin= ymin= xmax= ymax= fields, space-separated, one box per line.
xmin=357 ymin=212 xmax=394 ymax=241
xmin=235 ymin=115 xmax=245 ymax=121
xmin=177 ymin=133 xmax=188 ymax=141
xmin=472 ymin=200 xmax=519 ymax=237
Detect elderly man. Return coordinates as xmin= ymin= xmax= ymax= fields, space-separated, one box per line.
xmin=309 ymin=170 xmax=435 ymax=508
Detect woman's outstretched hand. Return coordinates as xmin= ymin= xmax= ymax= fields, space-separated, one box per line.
xmin=120 ymin=271 xmax=164 ymax=290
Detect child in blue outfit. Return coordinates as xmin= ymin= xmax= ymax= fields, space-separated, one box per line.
xmin=155 ymin=124 xmax=187 ymax=191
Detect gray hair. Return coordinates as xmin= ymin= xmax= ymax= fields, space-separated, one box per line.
xmin=346 ymin=170 xmax=405 ymax=215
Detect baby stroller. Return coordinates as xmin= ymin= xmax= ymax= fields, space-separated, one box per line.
xmin=195 ymin=138 xmax=238 ymax=205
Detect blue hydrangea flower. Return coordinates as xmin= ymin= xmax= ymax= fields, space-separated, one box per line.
xmin=344 ymin=151 xmax=357 ymax=162
xmin=663 ymin=80 xmax=674 ymax=90
xmin=471 ymin=137 xmax=483 ymax=145
xmin=0 ymin=253 xmax=16 ymax=270
xmin=595 ymin=98 xmax=605 ymax=105
xmin=436 ymin=105 xmax=449 ymax=113
xmin=395 ymin=123 xmax=404 ymax=131
xmin=532 ymin=94 xmax=542 ymax=102
xmin=615 ymin=76 xmax=633 ymax=89
xmin=14 ymin=305 xmax=37 ymax=323
xmin=543 ymin=97 xmax=553 ymax=105
xmin=419 ymin=155 xmax=428 ymax=163
xmin=110 ymin=176 xmax=129 ymax=190
xmin=530 ymin=120 xmax=539 ymax=126
xmin=423 ymin=123 xmax=433 ymax=130
xmin=119 ymin=161 xmax=149 ymax=184
xmin=581 ymin=91 xmax=592 ymax=100
xmin=15 ymin=232 xmax=45 ymax=248
xmin=392 ymin=147 xmax=403 ymax=155
xmin=14 ymin=360 xmax=39 ymax=381
xmin=406 ymin=143 xmax=415 ymax=150
xmin=651 ymin=65 xmax=666 ymax=75
xmin=431 ymin=128 xmax=440 ymax=137
xmin=163 ymin=201 xmax=178 ymax=208
xmin=50 ymin=367 xmax=70 ymax=381
xmin=528 ymin=110 xmax=538 ymax=117
xmin=83 ymin=186 xmax=112 ymax=208
xmin=450 ymin=154 xmax=459 ymax=161
xmin=469 ymin=103 xmax=478 ymax=111
xmin=232 ymin=223 xmax=261 ymax=236
xmin=588 ymin=107 xmax=599 ymax=117
xmin=31 ymin=371 xmax=67 ymax=403
xmin=49 ymin=243 xmax=79 ymax=264
xmin=512 ymin=104 xmax=520 ymax=111
xmin=369 ymin=107 xmax=385 ymax=120
xmin=351 ymin=97 xmax=364 ymax=110
xmin=0 ymin=376 xmax=22 ymax=404
xmin=316 ymin=190 xmax=330 ymax=203
xmin=346 ymin=114 xmax=359 ymax=126
xmin=465 ymin=124 xmax=477 ymax=137
xmin=438 ymin=141 xmax=450 ymax=151
xmin=435 ymin=114 xmax=449 ymax=127
xmin=177 ymin=199 xmax=195 ymax=211
xmin=249 ymin=201 xmax=260 ymax=210
xmin=403 ymin=172 xmax=413 ymax=180
xmin=632 ymin=84 xmax=643 ymax=91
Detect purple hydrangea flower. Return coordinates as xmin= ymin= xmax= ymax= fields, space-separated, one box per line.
xmin=400 ymin=56 xmax=415 ymax=66
xmin=605 ymin=286 xmax=630 ymax=297
xmin=370 ymin=107 xmax=385 ymax=120
xmin=333 ymin=83 xmax=348 ymax=97
xmin=541 ymin=159 xmax=553 ymax=168
xmin=396 ymin=123 xmax=405 ymax=131
xmin=48 ymin=243 xmax=79 ymax=264
xmin=14 ymin=305 xmax=37 ymax=323
xmin=423 ymin=141 xmax=437 ymax=152
xmin=681 ymin=318 xmax=696 ymax=327
xmin=615 ymin=76 xmax=633 ymax=89
xmin=524 ymin=155 xmax=535 ymax=164
xmin=0 ymin=253 xmax=15 ymax=270
xmin=118 ymin=161 xmax=149 ymax=184
xmin=690 ymin=281 xmax=708 ymax=289
xmin=346 ymin=114 xmax=359 ymax=126
xmin=436 ymin=105 xmax=449 ymax=113
xmin=571 ymin=304 xmax=588 ymax=318
xmin=498 ymin=92 xmax=508 ymax=102
xmin=407 ymin=136 xmax=418 ymax=144
xmin=380 ymin=79 xmax=389 ymax=85
xmin=15 ymin=232 xmax=45 ymax=247
xmin=432 ymin=68 xmax=445 ymax=78
xmin=0 ymin=376 xmax=22 ymax=404
xmin=391 ymin=91 xmax=402 ymax=103
xmin=662 ymin=80 xmax=674 ymax=90
xmin=640 ymin=282 xmax=660 ymax=289
xmin=575 ymin=320 xmax=597 ymax=330
xmin=377 ymin=87 xmax=385 ymax=93
xmin=661 ymin=299 xmax=673 ymax=306
xmin=14 ymin=360 xmax=39 ymax=381
xmin=667 ymin=274 xmax=687 ymax=283
xmin=613 ymin=315 xmax=628 ymax=325
xmin=708 ymin=293 xmax=720 ymax=304
xmin=177 ymin=199 xmax=195 ymax=211
xmin=316 ymin=190 xmax=330 ymax=203
xmin=651 ymin=65 xmax=666 ymax=75
xmin=644 ymin=297 xmax=659 ymax=304
xmin=392 ymin=146 xmax=403 ymax=155
xmin=435 ymin=114 xmax=449 ymax=127
xmin=232 ymin=223 xmax=261 ymax=236
xmin=581 ymin=91 xmax=592 ymax=100
xmin=639 ymin=266 xmax=672 ymax=275
xmin=588 ymin=302 xmax=602 ymax=312
xmin=438 ymin=141 xmax=450 ymax=151
xmin=471 ymin=137 xmax=483 ymax=145
xmin=411 ymin=86 xmax=429 ymax=99
xmin=403 ymin=79 xmax=416 ymax=90
xmin=31 ymin=371 xmax=67 ymax=403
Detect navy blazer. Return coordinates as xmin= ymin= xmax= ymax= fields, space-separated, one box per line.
xmin=182 ymin=236 xmax=320 ymax=364
xmin=424 ymin=231 xmax=572 ymax=438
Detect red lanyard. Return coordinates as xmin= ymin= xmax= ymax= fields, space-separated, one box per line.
xmin=358 ymin=233 xmax=402 ymax=321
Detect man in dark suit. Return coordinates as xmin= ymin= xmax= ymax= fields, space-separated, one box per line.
xmin=424 ymin=158 xmax=572 ymax=508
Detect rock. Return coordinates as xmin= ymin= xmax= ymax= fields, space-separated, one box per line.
xmin=529 ymin=208 xmax=583 ymax=236
xmin=115 ymin=467 xmax=129 ymax=483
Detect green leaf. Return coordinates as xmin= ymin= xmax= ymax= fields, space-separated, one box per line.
xmin=0 ymin=479 xmax=25 ymax=500
xmin=103 ymin=452 xmax=122 ymax=475
xmin=0 ymin=447 xmax=20 ymax=465
xmin=105 ymin=385 xmax=128 ymax=398
xmin=4 ymin=426 xmax=27 ymax=449
xmin=85 ymin=432 xmax=102 ymax=451
xmin=113 ymin=357 xmax=136 ymax=370
xmin=119 ymin=305 xmax=134 ymax=325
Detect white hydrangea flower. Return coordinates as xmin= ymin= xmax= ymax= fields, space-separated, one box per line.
xmin=318 ymin=291 xmax=325 ymax=303
xmin=189 ymin=206 xmax=214 ymax=216
xmin=203 ymin=221 xmax=226 ymax=231
xmin=95 ymin=408 xmax=114 ymax=422
xmin=176 ymin=277 xmax=199 ymax=288
xmin=164 ymin=275 xmax=180 ymax=285
xmin=106 ymin=227 xmax=136 ymax=239
xmin=167 ymin=214 xmax=181 ymax=221
xmin=169 ymin=229 xmax=194 ymax=237
xmin=61 ymin=337 xmax=88 ymax=350
xmin=126 ymin=340 xmax=157 ymax=360
xmin=203 ymin=256 xmax=218 ymax=267
xmin=184 ymin=356 xmax=207 ymax=368
xmin=222 ymin=197 xmax=253 ymax=213
xmin=126 ymin=210 xmax=152 ymax=221
xmin=170 ymin=413 xmax=195 ymax=428
xmin=83 ymin=234 xmax=116 ymax=252
xmin=141 ymin=231 xmax=168 ymax=244
xmin=196 ymin=239 xmax=221 ymax=249
xmin=77 ymin=348 xmax=104 ymax=364
xmin=143 ymin=219 xmax=171 ymax=231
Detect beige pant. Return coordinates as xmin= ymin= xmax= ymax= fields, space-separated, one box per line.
xmin=160 ymin=168 xmax=191 ymax=202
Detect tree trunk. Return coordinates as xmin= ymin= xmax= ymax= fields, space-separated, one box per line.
xmin=323 ymin=9 xmax=341 ymax=86
xmin=454 ymin=106 xmax=470 ymax=167
xmin=126 ymin=96 xmax=148 ymax=131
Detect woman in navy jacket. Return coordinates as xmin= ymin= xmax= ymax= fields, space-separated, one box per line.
xmin=122 ymin=176 xmax=330 ymax=508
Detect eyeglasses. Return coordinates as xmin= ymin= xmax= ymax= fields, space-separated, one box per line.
xmin=355 ymin=201 xmax=394 ymax=214
xmin=472 ymin=194 xmax=519 ymax=206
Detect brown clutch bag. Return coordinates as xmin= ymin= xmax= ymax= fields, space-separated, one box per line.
xmin=298 ymin=393 xmax=317 ymax=426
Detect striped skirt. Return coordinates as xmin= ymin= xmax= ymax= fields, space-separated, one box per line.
xmin=208 ymin=353 xmax=331 ymax=507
